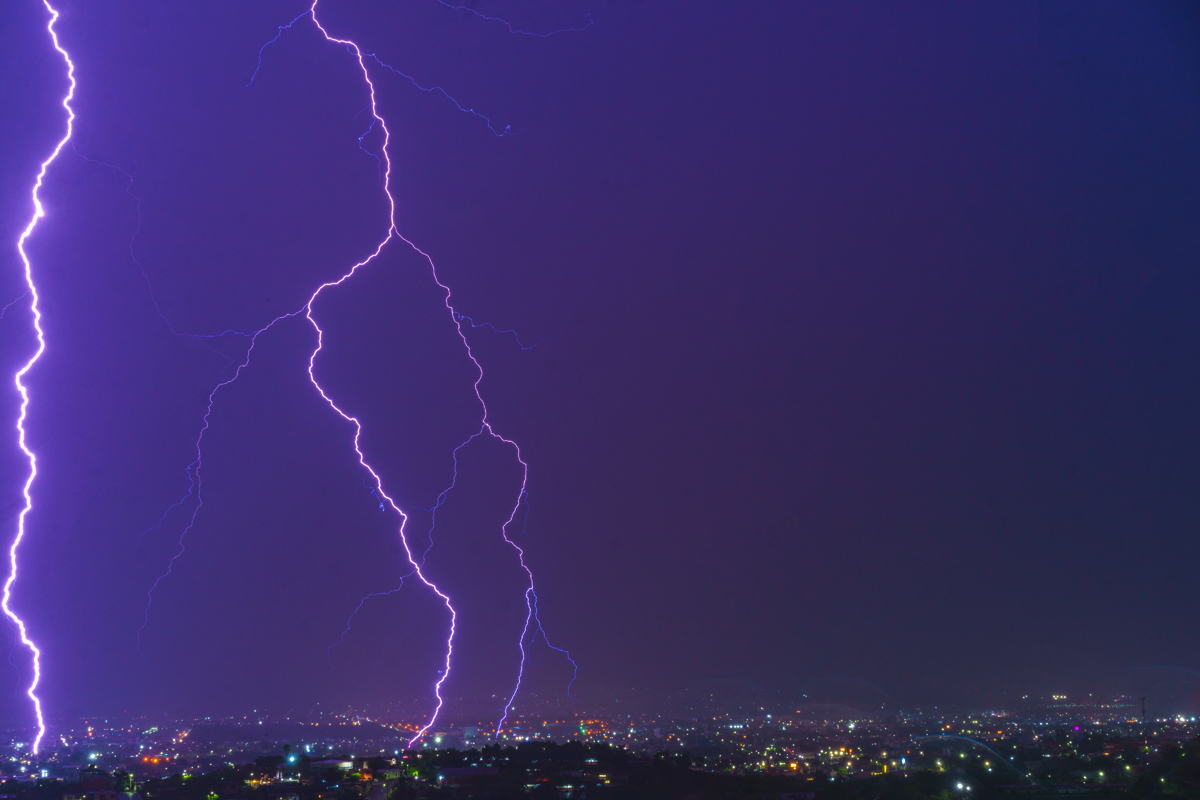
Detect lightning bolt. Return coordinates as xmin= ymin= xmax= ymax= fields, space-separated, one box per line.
xmin=493 ymin=480 xmax=579 ymax=737
xmin=298 ymin=0 xmax=583 ymax=746
xmin=132 ymin=0 xmax=583 ymax=746
xmin=135 ymin=0 xmax=463 ymax=742
xmin=5 ymin=0 xmax=75 ymax=755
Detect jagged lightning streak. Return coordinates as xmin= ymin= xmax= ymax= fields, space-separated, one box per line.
xmin=405 ymin=425 xmax=578 ymax=741
xmin=308 ymin=2 xmax=581 ymax=742
xmin=135 ymin=1 xmax=457 ymax=743
xmin=138 ymin=0 xmax=581 ymax=744
xmin=4 ymin=0 xmax=75 ymax=755
xmin=300 ymin=4 xmax=463 ymax=746
xmin=300 ymin=1 xmax=580 ymax=744
xmin=493 ymin=477 xmax=579 ymax=737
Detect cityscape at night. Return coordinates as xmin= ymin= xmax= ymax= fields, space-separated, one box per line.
xmin=2 ymin=0 xmax=1199 ymax=798
xmin=1 ymin=695 xmax=1200 ymax=796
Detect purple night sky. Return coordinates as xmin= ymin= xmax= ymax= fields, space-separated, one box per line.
xmin=0 ymin=0 xmax=1199 ymax=739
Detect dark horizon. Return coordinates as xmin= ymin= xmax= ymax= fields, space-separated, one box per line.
xmin=1 ymin=0 xmax=1199 ymax=738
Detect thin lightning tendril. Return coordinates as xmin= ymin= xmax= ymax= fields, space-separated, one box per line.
xmin=248 ymin=11 xmax=514 ymax=137
xmin=72 ymin=149 xmax=261 ymax=343
xmin=327 ymin=572 xmax=412 ymax=663
xmin=138 ymin=328 xmax=286 ymax=654
xmin=363 ymin=54 xmax=514 ymax=137
xmin=65 ymin=153 xmax=260 ymax=555
xmin=453 ymin=313 xmax=554 ymax=351
xmin=5 ymin=0 xmax=75 ymax=755
xmin=364 ymin=479 xmax=386 ymax=511
xmin=0 ymin=292 xmax=31 ymax=321
xmin=434 ymin=1 xmax=593 ymax=38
